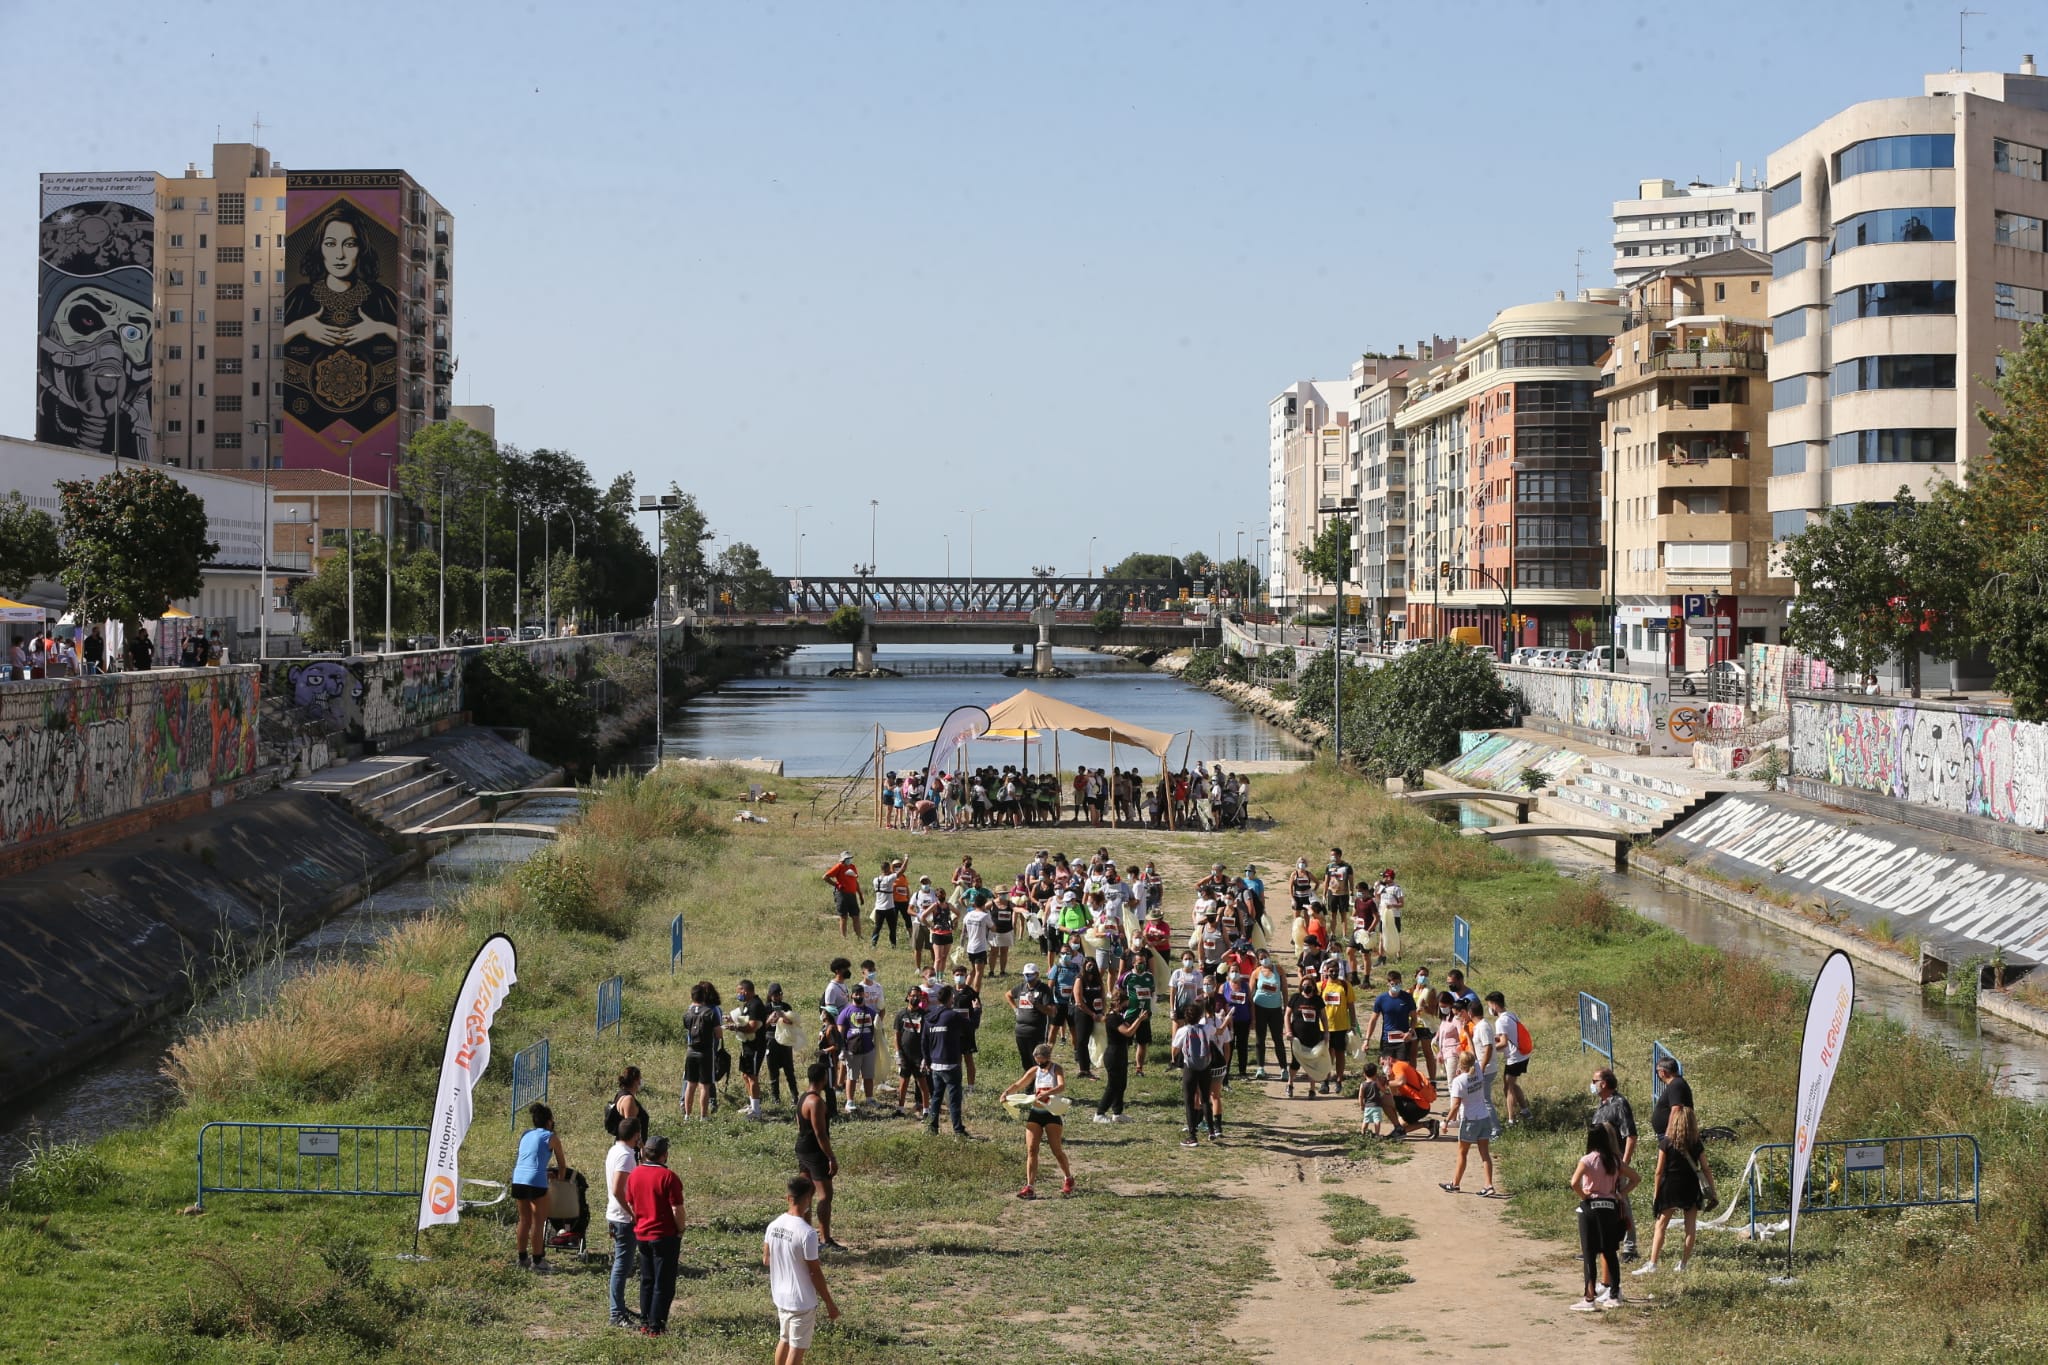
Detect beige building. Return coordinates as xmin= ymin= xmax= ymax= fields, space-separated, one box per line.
xmin=1602 ymin=249 xmax=1792 ymax=669
xmin=1267 ymin=379 xmax=1350 ymax=612
xmin=1612 ymin=174 xmax=1766 ymax=288
xmin=1348 ymin=344 xmax=1456 ymax=645
xmin=1765 ymin=58 xmax=2048 ymax=539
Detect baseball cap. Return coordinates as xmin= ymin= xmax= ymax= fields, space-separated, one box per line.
xmin=644 ymin=1135 xmax=671 ymax=1159
xmin=842 ymin=850 xmax=854 ymax=860
xmin=1022 ymin=962 xmax=1041 ymax=976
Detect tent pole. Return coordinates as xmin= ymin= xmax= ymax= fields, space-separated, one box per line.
xmin=1054 ymin=732 xmax=1061 ymax=826
xmin=1109 ymin=734 xmax=1118 ymax=828
xmin=873 ymin=724 xmax=882 ymax=828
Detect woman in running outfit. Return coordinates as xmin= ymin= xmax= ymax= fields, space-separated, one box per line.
xmin=1000 ymin=1042 xmax=1074 ymax=1199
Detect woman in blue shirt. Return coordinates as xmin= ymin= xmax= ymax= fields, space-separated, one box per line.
xmin=511 ymin=1102 xmax=568 ymax=1271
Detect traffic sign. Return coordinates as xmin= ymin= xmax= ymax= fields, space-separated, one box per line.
xmin=1683 ymin=594 xmax=1707 ymax=618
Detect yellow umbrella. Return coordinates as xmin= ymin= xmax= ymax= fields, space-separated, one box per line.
xmin=0 ymin=596 xmax=45 ymax=624
xmin=158 ymin=607 xmax=195 ymax=619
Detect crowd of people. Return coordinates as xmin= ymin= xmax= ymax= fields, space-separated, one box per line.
xmin=880 ymin=761 xmax=1252 ymax=831
xmin=4 ymin=624 xmax=226 ymax=679
xmin=510 ymin=837 xmax=1708 ymax=1347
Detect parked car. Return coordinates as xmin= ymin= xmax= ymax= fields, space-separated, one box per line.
xmin=1471 ymin=644 xmax=1497 ymax=660
xmin=1675 ymin=659 xmax=1746 ymax=697
xmin=1510 ymin=646 xmax=1539 ymax=666
xmin=518 ymin=625 xmax=544 ymax=640
xmin=1534 ymin=647 xmax=1567 ymax=668
xmin=484 ymin=626 xmax=512 ymax=644
xmin=1580 ymin=645 xmax=1625 ymax=671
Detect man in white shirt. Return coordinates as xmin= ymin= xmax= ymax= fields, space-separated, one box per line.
xmin=1375 ymin=871 xmax=1405 ymax=960
xmin=960 ymin=898 xmax=993 ymax=991
xmin=1463 ymin=996 xmax=1500 ymax=1124
xmin=604 ymin=1116 xmax=643 ymax=1328
xmin=1486 ymin=990 xmax=1528 ymax=1124
xmin=870 ymin=863 xmax=899 ymax=950
xmin=764 ymin=1174 xmax=839 ymax=1364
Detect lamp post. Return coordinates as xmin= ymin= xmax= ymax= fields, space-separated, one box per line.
xmin=957 ymin=507 xmax=988 ymax=603
xmin=512 ymin=495 xmax=523 ymax=638
xmin=869 ymin=498 xmax=879 ymax=573
xmin=383 ymin=478 xmax=394 ymax=653
xmin=480 ymin=483 xmax=491 ymax=641
xmin=437 ymin=474 xmax=449 ymax=647
xmin=1607 ymin=424 xmax=1631 ymax=672
xmin=340 ymin=438 xmax=356 ymax=653
xmin=542 ymin=502 xmax=553 ymax=639
xmin=783 ymin=503 xmax=812 ymax=578
xmin=1087 ymin=535 xmax=1097 ymax=579
xmin=251 ymin=420 xmax=270 ymax=662
xmin=639 ymin=493 xmax=681 ymax=764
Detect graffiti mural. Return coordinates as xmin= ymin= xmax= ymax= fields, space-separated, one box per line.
xmin=286 ymin=660 xmax=361 ymax=728
xmin=37 ymin=172 xmax=155 ymax=458
xmin=273 ymin=652 xmax=462 ymax=740
xmin=1503 ymin=665 xmax=1654 ymax=743
xmin=0 ymin=670 xmax=258 ymax=850
xmin=1790 ymin=697 xmax=2048 ymax=832
xmin=282 ymin=172 xmax=403 ymax=484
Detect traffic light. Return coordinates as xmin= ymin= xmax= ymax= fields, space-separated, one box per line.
xmin=1438 ymin=560 xmax=1451 ymax=582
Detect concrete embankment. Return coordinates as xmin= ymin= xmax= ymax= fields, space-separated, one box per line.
xmin=1108 ymin=647 xmax=1330 ymax=750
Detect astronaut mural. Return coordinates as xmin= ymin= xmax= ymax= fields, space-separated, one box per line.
xmin=282 ymin=172 xmax=404 ymax=484
xmin=36 ymin=172 xmax=155 ymax=458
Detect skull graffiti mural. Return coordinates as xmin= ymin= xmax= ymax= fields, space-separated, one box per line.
xmin=36 ymin=176 xmax=156 ymax=458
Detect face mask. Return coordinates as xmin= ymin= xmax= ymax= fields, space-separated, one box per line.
xmin=1589 ymin=1083 xmax=1603 ymax=1096
xmin=953 ymin=975 xmax=966 ymax=985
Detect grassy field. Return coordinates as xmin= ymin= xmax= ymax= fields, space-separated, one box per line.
xmin=3 ymin=763 xmax=2044 ymax=1362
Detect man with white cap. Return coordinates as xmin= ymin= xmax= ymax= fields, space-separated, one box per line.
xmin=822 ymin=852 xmax=860 ymax=939
xmin=1008 ymin=962 xmax=1057 ymax=1069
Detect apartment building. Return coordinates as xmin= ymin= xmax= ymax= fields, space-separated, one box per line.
xmin=1602 ymin=249 xmax=1792 ymax=669
xmin=1612 ymin=174 xmax=1766 ymax=288
xmin=36 ymin=144 xmax=454 ymax=487
xmin=1267 ymin=379 xmax=1351 ymax=611
xmin=1397 ymin=294 xmax=1625 ymax=650
xmin=1765 ymin=58 xmax=2048 ymax=541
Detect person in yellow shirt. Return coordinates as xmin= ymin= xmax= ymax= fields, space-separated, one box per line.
xmin=1317 ymin=960 xmax=1357 ymax=1094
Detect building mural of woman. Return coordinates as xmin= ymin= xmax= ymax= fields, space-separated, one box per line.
xmin=281 ymin=202 xmax=401 ymax=448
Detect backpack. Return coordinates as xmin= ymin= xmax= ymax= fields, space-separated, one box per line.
xmin=1181 ymin=1023 xmax=1211 ymax=1071
xmin=687 ymin=1004 xmax=717 ymax=1050
xmin=603 ymin=1094 xmax=628 ymax=1137
xmin=1513 ymin=1017 xmax=1534 ymax=1056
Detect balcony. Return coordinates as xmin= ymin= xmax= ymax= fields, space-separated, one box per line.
xmin=1649 ymin=348 xmax=1767 ymax=375
xmin=1660 ymin=454 xmax=1749 ymax=488
xmin=1659 ymin=402 xmax=1743 ymax=434
xmin=1657 ymin=511 xmax=1748 ymax=542
xmin=433 ymin=301 xmax=448 ymax=316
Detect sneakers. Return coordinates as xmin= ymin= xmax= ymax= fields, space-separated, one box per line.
xmin=1594 ymin=1288 xmax=1622 ymax=1309
xmin=1424 ymin=1119 xmax=1441 ymax=1140
xmin=1017 ymin=1185 xmax=1037 ymax=1200
xmin=1621 ymin=1243 xmax=1640 ymax=1262
xmin=1061 ymin=1176 xmax=1074 ymax=1196
xmin=1092 ymin=1113 xmax=1115 ymax=1124
xmin=1112 ymin=1113 xmax=1131 ymax=1124
xmin=1632 ymin=1262 xmax=1659 ymax=1277
xmin=1180 ymin=1136 xmax=1200 ymax=1148
xmin=1568 ymin=1299 xmax=1600 ymax=1313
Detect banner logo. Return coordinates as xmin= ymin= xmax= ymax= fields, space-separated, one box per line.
xmin=427 ymin=1175 xmax=456 ymax=1215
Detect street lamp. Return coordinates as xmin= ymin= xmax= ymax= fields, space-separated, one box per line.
xmin=340 ymin=437 xmax=355 ymax=653
xmin=957 ymin=507 xmax=988 ymax=597
xmin=1086 ymin=536 xmax=1097 ymax=579
xmin=639 ymin=492 xmax=682 ymax=765
xmin=437 ymin=473 xmax=450 ymax=647
xmin=783 ymin=503 xmax=812 ymax=577
xmin=250 ymin=420 xmax=271 ymax=662
xmin=1606 ymin=424 xmax=1632 ymax=672
xmin=869 ymin=498 xmax=880 ymax=573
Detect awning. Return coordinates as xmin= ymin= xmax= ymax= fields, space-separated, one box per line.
xmin=883 ymin=687 xmax=1178 ymax=758
xmin=0 ymin=596 xmax=46 ymax=624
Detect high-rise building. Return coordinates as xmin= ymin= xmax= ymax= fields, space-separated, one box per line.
xmin=1612 ymin=175 xmax=1766 ymax=288
xmin=1267 ymin=379 xmax=1351 ymax=611
xmin=1348 ymin=342 xmax=1457 ymax=646
xmin=1398 ymin=293 xmax=1625 ymax=650
xmin=1601 ymin=249 xmax=1792 ymax=669
xmin=1764 ymin=58 xmax=2048 ymax=545
xmin=35 ymin=144 xmax=453 ymax=487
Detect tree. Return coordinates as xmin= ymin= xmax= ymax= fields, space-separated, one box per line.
xmin=398 ymin=418 xmax=501 ymax=564
xmin=55 ymin=466 xmax=216 ymax=633
xmin=713 ymin=541 xmax=780 ymax=612
xmin=463 ymin=646 xmax=596 ymax=767
xmin=1781 ymin=485 xmax=1980 ymax=697
xmin=1180 ymin=550 xmax=1214 ymax=585
xmin=1215 ymin=556 xmax=1261 ymax=601
xmin=1104 ymin=552 xmax=1185 ymax=583
xmin=1292 ymin=520 xmax=1351 ymax=587
xmin=0 ymin=492 xmax=61 ymax=598
xmin=1971 ymin=322 xmax=2048 ymax=561
xmin=1347 ymin=642 xmax=1514 ymax=783
xmin=289 ymin=536 xmax=421 ymax=649
xmin=1980 ymin=528 xmax=2048 ymax=720
xmin=656 ymin=485 xmax=714 ymax=615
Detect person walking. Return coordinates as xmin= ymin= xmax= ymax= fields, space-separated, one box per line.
xmin=1569 ymin=1123 xmax=1639 ymax=1311
xmin=923 ymin=985 xmax=972 ymax=1137
xmin=1001 ymin=1041 xmax=1075 ymax=1199
xmin=795 ymin=1061 xmax=843 ymax=1251
xmin=1250 ymin=951 xmax=1287 ymax=1080
xmin=624 ymin=1134 xmax=686 ymax=1335
xmin=1366 ymin=970 xmax=1417 ymax=1067
xmin=1649 ymin=1055 xmax=1694 ymax=1140
xmin=510 ymin=1102 xmax=566 ymax=1272
xmin=604 ymin=1115 xmax=643 ymax=1327
xmin=682 ymin=981 xmax=724 ymax=1120
xmin=1070 ymin=958 xmax=1105 ymax=1079
xmin=765 ymin=1175 xmax=840 ymax=1365
xmin=961 ymin=884 xmax=994 ymax=992
xmin=1317 ymin=961 xmax=1358 ymax=1094
xmin=1635 ymin=1103 xmax=1711 ymax=1277
xmin=1375 ymin=868 xmax=1405 ymax=961
xmin=733 ymin=981 xmax=771 ymax=1121
xmin=1008 ymin=962 xmax=1056 ymax=1069
xmin=823 ymin=851 xmax=861 ymax=938
xmin=1093 ymin=986 xmax=1144 ymax=1125
xmin=1591 ymin=1067 xmax=1642 ymax=1259
xmin=1488 ymin=991 xmax=1531 ymax=1125
xmin=1437 ymin=1052 xmax=1501 ymax=1196
xmin=1173 ymin=1001 xmax=1216 ymax=1146
xmin=1284 ymin=972 xmax=1325 ymax=1100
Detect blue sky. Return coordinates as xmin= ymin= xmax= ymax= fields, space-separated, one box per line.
xmin=1 ymin=1 xmax=2032 ymax=576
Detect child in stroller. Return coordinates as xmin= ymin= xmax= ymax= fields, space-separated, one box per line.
xmin=544 ymin=1167 xmax=592 ymax=1258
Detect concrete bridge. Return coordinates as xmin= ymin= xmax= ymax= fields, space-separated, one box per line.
xmin=1458 ymin=822 xmax=1636 ymax=870
xmin=1394 ymin=788 xmax=1537 ymax=822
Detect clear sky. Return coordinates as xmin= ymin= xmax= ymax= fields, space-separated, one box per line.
xmin=2 ymin=1 xmax=2034 ymax=577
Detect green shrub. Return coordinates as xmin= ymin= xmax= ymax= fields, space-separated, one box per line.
xmin=515 ymin=847 xmax=633 ymax=937
xmin=462 ymin=646 xmax=597 ymax=766
xmin=3 ymin=1138 xmax=114 ymax=1212
xmin=1091 ymin=608 xmax=1124 ymax=633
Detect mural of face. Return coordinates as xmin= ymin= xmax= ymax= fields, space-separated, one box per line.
xmin=321 ymin=219 xmax=360 ymax=285
xmin=37 ymin=283 xmax=152 ymax=455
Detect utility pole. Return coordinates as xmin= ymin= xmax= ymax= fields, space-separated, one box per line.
xmin=640 ymin=493 xmax=681 ymax=764
xmin=251 ymin=419 xmax=270 ymax=662
xmin=341 ymin=438 xmax=355 ymax=653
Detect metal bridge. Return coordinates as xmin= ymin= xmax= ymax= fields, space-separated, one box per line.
xmin=774 ymin=576 xmax=1178 ymax=614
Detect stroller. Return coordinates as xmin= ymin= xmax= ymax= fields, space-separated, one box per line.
xmin=544 ymin=1167 xmax=592 ymax=1259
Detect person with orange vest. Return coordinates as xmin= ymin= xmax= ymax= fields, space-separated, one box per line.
xmin=1383 ymin=1057 xmax=1440 ymax=1140
xmin=823 ymin=853 xmax=860 ymax=939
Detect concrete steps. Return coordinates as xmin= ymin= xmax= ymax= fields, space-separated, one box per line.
xmin=1550 ymin=759 xmax=1708 ymax=834
xmin=288 ymin=752 xmax=478 ymax=838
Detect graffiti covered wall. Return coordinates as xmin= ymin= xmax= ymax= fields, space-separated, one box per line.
xmin=36 ymin=172 xmax=155 ymax=458
xmin=0 ymin=667 xmax=259 ymax=851
xmin=273 ymin=650 xmax=463 ymax=742
xmin=1501 ymin=665 xmax=1654 ymax=743
xmin=282 ymin=172 xmax=404 ymax=485
xmin=1790 ymin=694 xmax=2048 ymax=832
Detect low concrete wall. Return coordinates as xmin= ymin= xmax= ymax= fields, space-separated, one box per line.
xmin=1499 ymin=664 xmax=1656 ymax=748
xmin=0 ymin=666 xmax=261 ymax=859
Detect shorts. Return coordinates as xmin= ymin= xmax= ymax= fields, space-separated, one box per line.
xmin=1360 ymin=1105 xmax=1386 ymax=1127
xmin=1134 ymin=1018 xmax=1154 ymax=1048
xmin=968 ymin=950 xmax=989 ymax=965
xmin=796 ymin=1148 xmax=832 ymax=1183
xmin=510 ymin=1182 xmax=548 ymax=1202
xmin=1026 ymin=1108 xmax=1062 ymax=1128
xmin=740 ymin=1044 xmax=767 ymax=1077
xmin=1458 ymin=1117 xmax=1499 ymax=1144
xmin=846 ymin=1049 xmax=877 ymax=1085
xmin=898 ymin=1052 xmax=921 ymax=1079
xmin=960 ymin=1027 xmax=979 ymax=1057
xmin=778 ymin=1306 xmax=819 ymax=1349
xmin=1506 ymin=1060 xmax=1529 ymax=1077
xmin=684 ymin=1052 xmax=715 ymax=1085
xmin=992 ymin=931 xmax=1015 ymax=949
xmin=835 ymin=890 xmax=859 ymax=919
xmin=1380 ymin=1035 xmax=1414 ymax=1061
xmin=931 ymin=937 xmax=954 ymax=961
xmin=914 ymin=924 xmax=933 ymax=949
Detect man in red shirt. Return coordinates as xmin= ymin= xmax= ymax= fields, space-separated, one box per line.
xmin=823 ymin=852 xmax=860 ymax=939
xmin=623 ymin=1135 xmax=687 ymax=1335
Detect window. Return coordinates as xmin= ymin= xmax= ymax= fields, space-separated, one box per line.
xmin=250 ymin=383 xmax=261 ymax=396
xmin=196 ymin=383 xmax=205 ymax=397
xmin=215 ymin=321 xmax=241 ymax=337
xmin=168 ymin=308 xmax=184 ymax=323
xmin=198 ymin=234 xmax=206 ymax=248
xmin=166 ymin=344 xmax=182 ymax=360
xmin=1833 ymin=134 xmax=1954 ymax=180
xmin=167 ymin=196 xmax=185 ymax=211
xmin=217 ymin=283 xmax=243 ymax=300
xmin=1996 ymin=212 xmax=2045 ymax=252
xmin=214 ymin=395 xmax=242 ymax=413
xmin=216 ymin=357 xmax=242 ymax=374
xmin=1517 ymin=561 xmax=1594 ymax=588
xmin=1514 ymin=382 xmax=1593 ymax=413
xmin=1994 ymin=138 xmax=2046 ymax=180
xmin=1769 ymin=175 xmax=1802 ymax=215
xmin=214 ymin=433 xmax=242 ymax=450
xmin=1772 ymin=510 xmax=1809 ymax=540
xmin=1515 ymin=515 xmax=1593 ymax=547
xmin=249 ymin=197 xmax=262 ymax=211
xmin=167 ymin=383 xmax=182 ymax=398
xmin=250 ymin=308 xmax=261 ymax=322
xmin=250 ymin=344 xmax=261 ymax=358
xmin=251 ymin=270 xmax=262 ymax=283
xmin=1829 ymin=429 xmax=1958 ymax=466
xmin=1714 ymin=282 xmax=1727 ymax=302
xmin=1772 ymin=308 xmax=1808 ymax=342
xmin=216 ymin=193 xmax=244 ymax=225
xmin=166 ymin=268 xmax=185 ymax=286
xmin=253 ymin=235 xmax=262 ymax=248
xmin=168 ymin=233 xmax=184 ymax=248
xmin=1829 ymin=354 xmax=1956 ymax=395
xmin=1516 ymin=470 xmax=1592 ymax=503
xmin=1772 ymin=376 xmax=1808 ymax=408
xmin=196 ymin=345 xmax=205 ymax=359
xmin=195 ymin=419 xmax=206 ymax=434
xmin=1996 ymin=283 xmax=2047 ymax=323
xmin=216 ymin=246 xmax=243 ymax=263
xmin=1740 ymin=212 xmax=1756 ymax=225
xmin=167 ymin=419 xmax=183 ymax=433
xmin=1830 ymin=207 xmax=1954 ymax=255
xmin=1498 ymin=335 xmax=1610 ymax=367
xmin=1770 ymin=443 xmax=1810 ymax=476
xmin=1831 ymin=280 xmax=1955 ymax=323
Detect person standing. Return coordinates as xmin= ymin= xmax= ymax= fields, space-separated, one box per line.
xmin=836 ymin=990 xmax=882 ymax=1116
xmin=923 ymin=985 xmax=972 ymax=1137
xmin=1093 ymin=986 xmax=1143 ymax=1124
xmin=1649 ymin=1055 xmax=1694 ymax=1140
xmin=510 ymin=1102 xmax=566 ymax=1272
xmin=1591 ymin=1067 xmax=1642 ymax=1260
xmin=733 ymin=981 xmax=771 ymax=1121
xmin=765 ymin=1175 xmax=840 ymax=1365
xmin=1635 ymin=1103 xmax=1710 ymax=1277
xmin=926 ymin=892 xmax=958 ymax=975
xmin=1569 ymin=1124 xmax=1639 ymax=1311
xmin=1463 ymin=995 xmax=1499 ymax=1114
xmin=823 ymin=851 xmax=861 ymax=938
xmin=623 ymin=1134 xmax=685 ymax=1335
xmin=763 ymin=984 xmax=801 ymax=1107
xmin=960 ymin=888 xmax=994 ymax=992
xmin=1001 ymin=1041 xmax=1075 ymax=1199
xmin=989 ymin=884 xmax=1019 ymax=978
xmin=1323 ymin=846 xmax=1354 ymax=915
xmin=950 ymin=966 xmax=982 ymax=1091
xmin=1488 ymin=991 xmax=1531 ymax=1125
xmin=1070 ymin=958 xmax=1106 ymax=1079
xmin=1367 ymin=970 xmax=1417 ymax=1067
xmin=1438 ymin=1052 xmax=1501 ymax=1196
xmin=892 ymin=987 xmax=929 ymax=1118
xmin=1249 ymin=951 xmax=1287 ymax=1080
xmin=795 ymin=1061 xmax=843 ymax=1251
xmin=1375 ymin=869 xmax=1405 ymax=961
xmin=1173 ymin=1001 xmax=1216 ymax=1146
xmin=682 ymin=982 xmax=724 ymax=1120
xmin=1008 ymin=962 xmax=1056 ymax=1068
xmin=1284 ymin=973 xmax=1325 ymax=1100
xmin=604 ymin=1115 xmax=643 ymax=1327
xmin=871 ymin=859 xmax=901 ymax=949
xmin=1318 ymin=961 xmax=1358 ymax=1094
xmin=82 ymin=627 xmax=106 ymax=676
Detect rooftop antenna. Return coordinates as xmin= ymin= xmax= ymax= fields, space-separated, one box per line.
xmin=251 ymin=113 xmax=264 ymax=144
xmin=1959 ymin=8 xmax=1986 ymax=70
xmin=1574 ymin=247 xmax=1588 ymax=297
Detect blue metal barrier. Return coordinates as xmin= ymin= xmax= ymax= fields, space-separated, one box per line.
xmin=195 ymin=1121 xmax=426 ymax=1210
xmin=1578 ymin=991 xmax=1613 ymax=1062
xmin=597 ymin=975 xmax=623 ymax=1039
xmin=1651 ymin=1041 xmax=1682 ymax=1105
xmin=670 ymin=913 xmax=684 ymax=975
xmin=510 ymin=1037 xmax=550 ymax=1131
xmin=1452 ymin=915 xmax=1471 ymax=971
xmin=1744 ymin=1133 xmax=1981 ymax=1227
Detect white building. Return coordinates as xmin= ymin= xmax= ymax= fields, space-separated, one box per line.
xmin=1613 ymin=174 xmax=1766 ymax=288
xmin=1267 ymin=380 xmax=1351 ymax=612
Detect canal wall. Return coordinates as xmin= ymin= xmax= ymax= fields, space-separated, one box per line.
xmin=0 ymin=666 xmax=263 ymax=869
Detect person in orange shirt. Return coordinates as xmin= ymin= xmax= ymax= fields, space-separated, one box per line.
xmin=822 ymin=852 xmax=860 ymax=939
xmin=1382 ymin=1057 xmax=1441 ymax=1140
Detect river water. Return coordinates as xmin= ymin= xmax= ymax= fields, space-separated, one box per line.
xmin=657 ymin=645 xmax=1311 ymax=775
